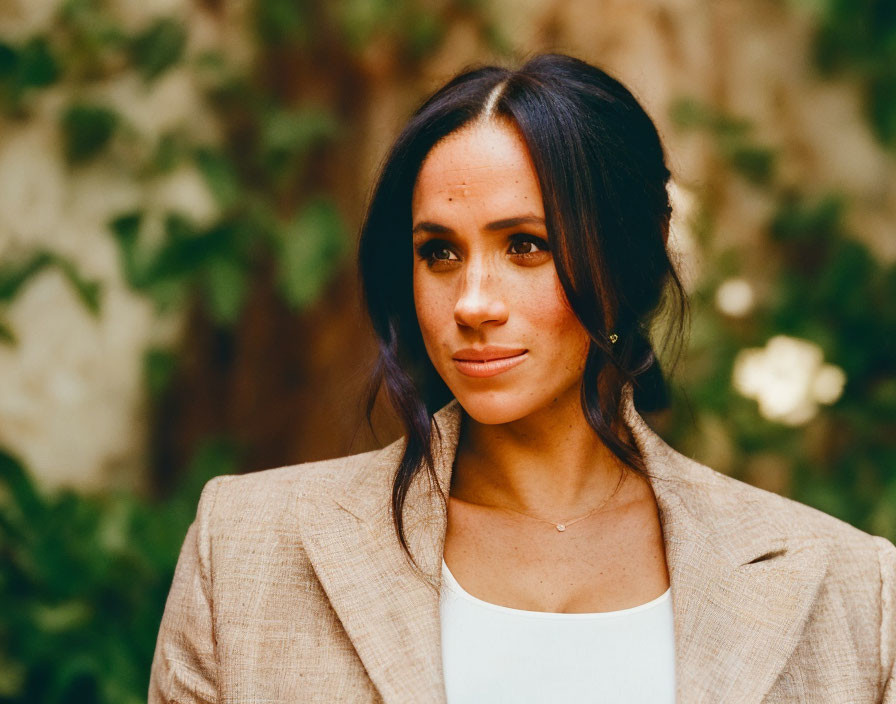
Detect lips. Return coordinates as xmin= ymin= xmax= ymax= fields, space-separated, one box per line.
xmin=452 ymin=346 xmax=528 ymax=362
xmin=451 ymin=347 xmax=528 ymax=378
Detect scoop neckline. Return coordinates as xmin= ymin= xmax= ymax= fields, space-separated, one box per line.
xmin=441 ymin=558 xmax=671 ymax=620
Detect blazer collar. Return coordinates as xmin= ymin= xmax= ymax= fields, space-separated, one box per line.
xmin=297 ymin=390 xmax=826 ymax=703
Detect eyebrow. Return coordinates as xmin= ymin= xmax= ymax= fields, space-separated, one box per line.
xmin=411 ymin=215 xmax=546 ymax=236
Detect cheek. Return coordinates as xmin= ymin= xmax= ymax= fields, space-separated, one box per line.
xmin=522 ymin=275 xmax=590 ymax=368
xmin=413 ymin=269 xmax=447 ymax=346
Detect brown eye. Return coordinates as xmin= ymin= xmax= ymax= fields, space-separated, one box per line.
xmin=508 ymin=235 xmax=550 ymax=258
xmin=431 ymin=246 xmax=456 ymax=261
xmin=415 ymin=239 xmax=460 ymax=267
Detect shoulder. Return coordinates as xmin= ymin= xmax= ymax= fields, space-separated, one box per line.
xmin=669 ymin=450 xmax=895 ymax=582
xmin=633 ymin=402 xmax=887 ymax=560
xmin=690 ymin=455 xmax=871 ymax=539
xmin=194 ymin=440 xmax=398 ymax=535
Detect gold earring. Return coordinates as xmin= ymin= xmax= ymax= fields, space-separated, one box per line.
xmin=609 ymin=333 xmax=619 ymax=344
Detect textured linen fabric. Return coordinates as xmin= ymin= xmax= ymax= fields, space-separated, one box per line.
xmin=439 ymin=558 xmax=675 ymax=703
xmin=149 ymin=388 xmax=896 ymax=703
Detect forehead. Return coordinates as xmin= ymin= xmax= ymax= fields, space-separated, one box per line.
xmin=411 ymin=119 xmax=545 ymax=220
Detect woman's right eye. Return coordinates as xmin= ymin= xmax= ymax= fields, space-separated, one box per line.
xmin=416 ymin=240 xmax=459 ymax=266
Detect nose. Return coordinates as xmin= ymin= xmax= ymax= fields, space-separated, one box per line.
xmin=453 ymin=257 xmax=508 ymax=330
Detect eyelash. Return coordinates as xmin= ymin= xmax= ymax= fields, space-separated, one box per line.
xmin=415 ymin=234 xmax=551 ymax=267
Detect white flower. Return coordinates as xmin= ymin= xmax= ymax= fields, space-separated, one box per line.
xmin=733 ymin=335 xmax=846 ymax=426
xmin=715 ymin=277 xmax=755 ymax=317
xmin=813 ymin=364 xmax=847 ymax=405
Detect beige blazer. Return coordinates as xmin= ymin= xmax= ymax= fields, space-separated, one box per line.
xmin=149 ymin=392 xmax=896 ymax=703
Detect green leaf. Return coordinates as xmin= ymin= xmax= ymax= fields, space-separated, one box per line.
xmin=260 ymin=106 xmax=339 ymax=172
xmin=770 ymin=194 xmax=845 ymax=243
xmin=0 ymin=249 xmax=100 ymax=314
xmin=31 ymin=599 xmax=92 ymax=633
xmin=109 ymin=211 xmax=148 ymax=287
xmin=0 ymin=658 xmax=25 ymax=698
xmin=726 ymin=145 xmax=777 ymax=186
xmin=0 ymin=36 xmax=60 ymax=110
xmin=0 ymin=42 xmax=16 ymax=80
xmin=670 ymin=98 xmax=752 ymax=138
xmin=109 ymin=212 xmax=143 ymax=244
xmin=404 ymin=9 xmax=445 ymax=59
xmin=810 ymin=0 xmax=896 ymax=150
xmin=195 ymin=148 xmax=240 ymax=209
xmin=111 ymin=209 xmax=248 ymax=317
xmin=0 ymin=251 xmax=52 ymax=301
xmin=0 ymin=319 xmax=15 ymax=345
xmin=143 ymin=346 xmax=177 ymax=397
xmin=60 ymin=103 xmax=119 ymax=164
xmin=152 ymin=131 xmax=191 ymax=173
xmin=145 ymin=278 xmax=189 ymax=313
xmin=0 ymin=448 xmax=47 ymax=526
xmin=149 ymin=214 xmax=220 ymax=282
xmin=254 ymin=0 xmax=310 ymax=45
xmin=52 ymin=253 xmax=102 ymax=314
xmin=481 ymin=21 xmax=513 ymax=56
xmin=130 ymin=17 xmax=187 ymax=83
xmin=338 ymin=0 xmax=394 ymax=47
xmin=869 ymin=71 xmax=896 ymax=146
xmin=0 ymin=429 xmax=241 ymax=703
xmin=202 ymin=256 xmax=248 ymax=324
xmin=18 ymin=36 xmax=60 ymax=90
xmin=276 ymin=199 xmax=346 ymax=309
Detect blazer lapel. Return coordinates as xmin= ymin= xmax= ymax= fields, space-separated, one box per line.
xmin=658 ymin=493 xmax=826 ymax=702
xmin=300 ymin=393 xmax=826 ymax=703
xmin=296 ymin=403 xmax=462 ymax=704
xmin=621 ymin=394 xmax=827 ymax=702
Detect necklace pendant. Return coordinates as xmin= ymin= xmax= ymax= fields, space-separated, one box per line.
xmin=556 ymin=523 xmax=566 ymax=532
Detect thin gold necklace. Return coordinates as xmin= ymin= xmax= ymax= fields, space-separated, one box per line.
xmin=491 ymin=475 xmax=625 ymax=532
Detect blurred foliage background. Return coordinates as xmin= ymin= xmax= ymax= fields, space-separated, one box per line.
xmin=0 ymin=0 xmax=894 ymax=701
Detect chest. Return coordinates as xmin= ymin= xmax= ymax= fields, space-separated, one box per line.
xmin=442 ymin=491 xmax=670 ymax=613
xmin=439 ymin=563 xmax=676 ymax=703
xmin=205 ymin=491 xmax=882 ymax=704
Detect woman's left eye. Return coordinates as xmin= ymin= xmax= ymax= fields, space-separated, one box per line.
xmin=508 ymin=235 xmax=550 ymax=257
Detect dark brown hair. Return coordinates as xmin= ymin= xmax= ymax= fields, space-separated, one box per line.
xmin=357 ymin=53 xmax=688 ymax=569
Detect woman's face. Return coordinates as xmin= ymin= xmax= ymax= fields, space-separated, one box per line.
xmin=411 ymin=118 xmax=592 ymax=425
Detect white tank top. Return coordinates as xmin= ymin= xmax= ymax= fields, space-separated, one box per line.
xmin=439 ymin=559 xmax=676 ymax=703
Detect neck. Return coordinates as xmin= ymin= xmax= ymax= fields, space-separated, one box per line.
xmin=449 ymin=392 xmax=631 ymax=518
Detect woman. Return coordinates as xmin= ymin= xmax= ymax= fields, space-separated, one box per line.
xmin=149 ymin=54 xmax=896 ymax=703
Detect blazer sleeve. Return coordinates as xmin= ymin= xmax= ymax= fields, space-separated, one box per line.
xmin=148 ymin=476 xmax=228 ymax=704
xmin=877 ymin=536 xmax=896 ymax=704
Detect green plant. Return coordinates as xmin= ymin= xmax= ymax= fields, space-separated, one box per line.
xmin=0 ymin=441 xmax=240 ymax=703
xmin=0 ymin=250 xmax=101 ymax=344
xmin=0 ymin=2 xmax=505 ymax=701
xmin=665 ymin=99 xmax=896 ymax=541
xmin=811 ymin=0 xmax=896 ymax=148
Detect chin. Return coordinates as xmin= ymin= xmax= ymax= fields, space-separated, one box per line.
xmin=450 ymin=388 xmax=539 ymax=426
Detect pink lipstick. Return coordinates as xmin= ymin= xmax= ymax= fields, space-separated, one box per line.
xmin=452 ymin=346 xmax=528 ymax=378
